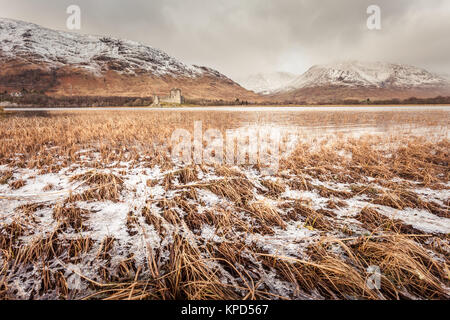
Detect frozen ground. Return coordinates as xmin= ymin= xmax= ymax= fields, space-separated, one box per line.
xmin=0 ymin=109 xmax=448 ymax=300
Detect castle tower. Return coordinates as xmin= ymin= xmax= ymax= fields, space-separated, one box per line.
xmin=170 ymin=88 xmax=183 ymax=104
xmin=152 ymin=95 xmax=160 ymax=106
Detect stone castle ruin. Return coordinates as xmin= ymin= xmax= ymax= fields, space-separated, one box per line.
xmin=153 ymin=88 xmax=184 ymax=106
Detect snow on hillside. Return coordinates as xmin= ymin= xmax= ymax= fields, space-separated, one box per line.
xmin=0 ymin=18 xmax=223 ymax=79
xmin=237 ymin=72 xmax=297 ymax=94
xmin=280 ymin=61 xmax=449 ymax=92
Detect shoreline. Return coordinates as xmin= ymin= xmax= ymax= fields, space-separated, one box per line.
xmin=4 ymin=105 xmax=450 ymax=112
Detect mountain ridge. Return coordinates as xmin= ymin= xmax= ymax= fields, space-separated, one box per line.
xmin=282 ymin=61 xmax=449 ymax=91
xmin=267 ymin=61 xmax=450 ymax=103
xmin=0 ymin=18 xmax=259 ymax=101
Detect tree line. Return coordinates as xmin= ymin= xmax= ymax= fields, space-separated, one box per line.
xmin=0 ymin=91 xmax=153 ymax=107
xmin=1 ymin=91 xmax=449 ymax=107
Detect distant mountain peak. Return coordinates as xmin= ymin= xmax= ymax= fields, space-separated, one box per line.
xmin=237 ymin=72 xmax=298 ymax=94
xmin=281 ymin=60 xmax=449 ymax=92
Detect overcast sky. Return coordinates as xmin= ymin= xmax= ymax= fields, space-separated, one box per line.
xmin=1 ymin=0 xmax=449 ymax=78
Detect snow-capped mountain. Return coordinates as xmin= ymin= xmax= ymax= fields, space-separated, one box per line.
xmin=0 ymin=18 xmax=257 ymax=100
xmin=0 ymin=18 xmax=204 ymax=77
xmin=267 ymin=61 xmax=450 ymax=103
xmin=237 ymin=72 xmax=297 ymax=94
xmin=279 ymin=61 xmax=449 ymax=92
